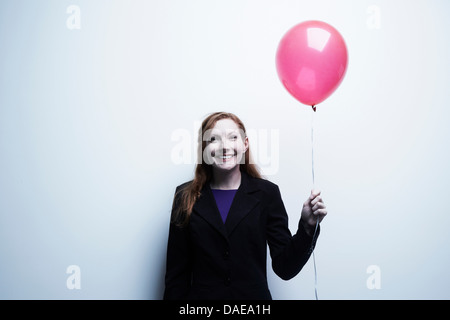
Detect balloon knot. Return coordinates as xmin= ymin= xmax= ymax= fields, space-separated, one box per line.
xmin=312 ymin=105 xmax=317 ymax=112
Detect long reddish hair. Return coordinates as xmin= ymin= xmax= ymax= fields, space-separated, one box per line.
xmin=172 ymin=112 xmax=262 ymax=226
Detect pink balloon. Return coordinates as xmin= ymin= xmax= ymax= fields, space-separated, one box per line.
xmin=276 ymin=20 xmax=348 ymax=109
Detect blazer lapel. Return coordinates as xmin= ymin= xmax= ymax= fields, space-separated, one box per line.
xmin=225 ymin=172 xmax=260 ymax=237
xmin=192 ymin=184 xmax=228 ymax=241
xmin=192 ymin=172 xmax=261 ymax=240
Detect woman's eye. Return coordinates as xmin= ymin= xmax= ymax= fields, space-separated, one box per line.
xmin=210 ymin=136 xmax=216 ymax=142
xmin=230 ymin=135 xmax=238 ymax=140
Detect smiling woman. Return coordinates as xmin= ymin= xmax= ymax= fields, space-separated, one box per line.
xmin=163 ymin=112 xmax=327 ymax=300
xmin=171 ymin=112 xmax=262 ymax=227
xmin=203 ymin=118 xmax=249 ymax=188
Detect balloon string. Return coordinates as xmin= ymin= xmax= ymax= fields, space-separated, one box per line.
xmin=312 ymin=219 xmax=319 ymax=300
xmin=311 ymin=107 xmax=315 ymax=189
xmin=310 ymin=105 xmax=319 ymax=300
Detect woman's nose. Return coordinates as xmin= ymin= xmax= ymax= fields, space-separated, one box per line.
xmin=221 ymin=140 xmax=233 ymax=151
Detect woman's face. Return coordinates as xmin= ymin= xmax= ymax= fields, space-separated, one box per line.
xmin=203 ymin=118 xmax=248 ymax=171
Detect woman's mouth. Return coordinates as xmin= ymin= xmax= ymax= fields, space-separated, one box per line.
xmin=219 ymin=154 xmax=235 ymax=162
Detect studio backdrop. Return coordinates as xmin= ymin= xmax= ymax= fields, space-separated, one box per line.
xmin=0 ymin=0 xmax=449 ymax=299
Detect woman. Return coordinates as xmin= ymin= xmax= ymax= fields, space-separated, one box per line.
xmin=164 ymin=112 xmax=327 ymax=300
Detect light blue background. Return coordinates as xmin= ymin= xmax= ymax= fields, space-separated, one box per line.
xmin=1 ymin=0 xmax=449 ymax=299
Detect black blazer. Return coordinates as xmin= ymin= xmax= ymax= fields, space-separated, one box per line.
xmin=163 ymin=172 xmax=319 ymax=300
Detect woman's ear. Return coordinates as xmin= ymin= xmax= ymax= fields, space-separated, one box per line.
xmin=244 ymin=136 xmax=249 ymax=153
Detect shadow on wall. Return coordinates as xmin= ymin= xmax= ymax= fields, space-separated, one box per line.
xmin=153 ymin=253 xmax=167 ymax=299
xmin=146 ymin=212 xmax=170 ymax=300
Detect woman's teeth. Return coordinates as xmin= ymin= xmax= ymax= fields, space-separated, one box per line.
xmin=217 ymin=154 xmax=235 ymax=160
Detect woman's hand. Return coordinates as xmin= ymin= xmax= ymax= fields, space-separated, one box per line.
xmin=300 ymin=189 xmax=327 ymax=237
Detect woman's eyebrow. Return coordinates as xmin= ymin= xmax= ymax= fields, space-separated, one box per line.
xmin=226 ymin=129 xmax=240 ymax=135
xmin=208 ymin=128 xmax=240 ymax=136
xmin=208 ymin=130 xmax=220 ymax=137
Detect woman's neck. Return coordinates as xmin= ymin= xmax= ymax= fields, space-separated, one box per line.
xmin=210 ymin=166 xmax=241 ymax=190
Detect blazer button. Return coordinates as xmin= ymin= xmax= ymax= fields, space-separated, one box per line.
xmin=224 ymin=277 xmax=231 ymax=286
xmin=224 ymin=250 xmax=229 ymax=259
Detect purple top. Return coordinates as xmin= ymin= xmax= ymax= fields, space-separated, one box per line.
xmin=211 ymin=189 xmax=238 ymax=223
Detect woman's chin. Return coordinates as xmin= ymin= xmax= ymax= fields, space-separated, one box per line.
xmin=213 ymin=160 xmax=239 ymax=171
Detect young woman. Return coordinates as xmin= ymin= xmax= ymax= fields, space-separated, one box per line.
xmin=164 ymin=112 xmax=327 ymax=300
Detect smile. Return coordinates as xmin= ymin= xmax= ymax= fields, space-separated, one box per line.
xmin=218 ymin=154 xmax=235 ymax=161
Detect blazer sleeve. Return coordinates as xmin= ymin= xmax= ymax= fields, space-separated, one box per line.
xmin=265 ymin=184 xmax=319 ymax=281
xmin=163 ymin=187 xmax=192 ymax=300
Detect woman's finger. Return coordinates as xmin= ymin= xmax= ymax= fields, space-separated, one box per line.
xmin=310 ymin=189 xmax=321 ymax=200
xmin=313 ymin=208 xmax=327 ymax=218
xmin=312 ymin=201 xmax=326 ymax=211
xmin=311 ymin=195 xmax=323 ymax=206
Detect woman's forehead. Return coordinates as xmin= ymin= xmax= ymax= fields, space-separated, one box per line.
xmin=211 ymin=119 xmax=241 ymax=132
